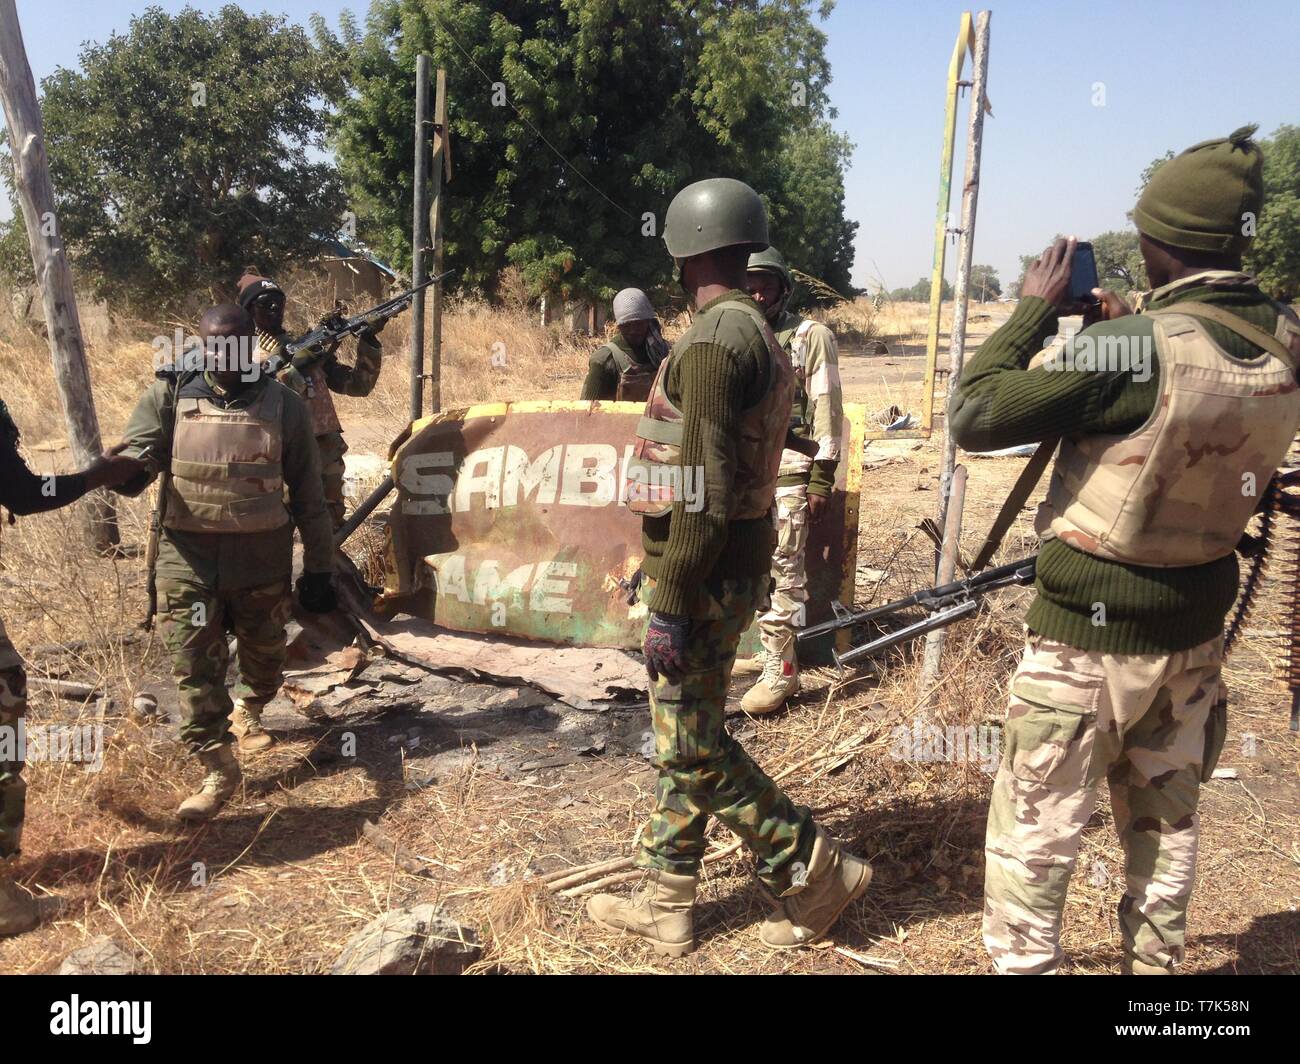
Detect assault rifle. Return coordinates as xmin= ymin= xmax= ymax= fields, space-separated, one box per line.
xmin=263 ymin=270 xmax=454 ymax=377
xmin=797 ymin=555 xmax=1037 ymax=670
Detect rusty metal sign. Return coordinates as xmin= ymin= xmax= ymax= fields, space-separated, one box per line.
xmin=380 ymin=400 xmax=865 ymax=650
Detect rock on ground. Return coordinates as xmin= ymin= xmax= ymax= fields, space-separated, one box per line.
xmin=59 ymin=936 xmax=136 ymax=975
xmin=332 ymin=905 xmax=480 ymax=975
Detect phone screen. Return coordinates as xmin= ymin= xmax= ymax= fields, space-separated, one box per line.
xmin=1069 ymin=242 xmax=1100 ymax=304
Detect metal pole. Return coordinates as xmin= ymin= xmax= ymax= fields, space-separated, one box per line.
xmin=335 ymin=475 xmax=394 ymax=548
xmin=920 ymin=9 xmax=991 ymax=694
xmin=428 ymin=67 xmax=447 ymax=414
xmin=920 ymin=11 xmax=972 ymax=440
xmin=409 ymin=54 xmax=430 ymax=422
xmin=936 ymin=10 xmax=991 ymax=528
xmin=0 ymin=0 xmax=118 ymax=552
xmin=920 ymin=464 xmax=967 ymax=692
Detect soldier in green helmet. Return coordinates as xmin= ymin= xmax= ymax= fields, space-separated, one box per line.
xmin=586 ymin=178 xmax=871 ymax=956
xmin=734 ymin=245 xmax=844 ymax=714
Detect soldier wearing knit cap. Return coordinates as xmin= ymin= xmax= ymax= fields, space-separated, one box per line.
xmin=236 ymin=269 xmax=386 ymax=529
xmin=580 ymin=287 xmax=669 ymax=402
xmin=951 ymin=127 xmax=1300 ymax=975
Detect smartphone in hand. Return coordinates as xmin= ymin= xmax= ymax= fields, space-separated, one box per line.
xmin=1068 ymin=242 xmax=1100 ymax=306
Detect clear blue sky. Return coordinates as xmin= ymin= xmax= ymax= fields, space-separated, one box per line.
xmin=9 ymin=0 xmax=1300 ymax=293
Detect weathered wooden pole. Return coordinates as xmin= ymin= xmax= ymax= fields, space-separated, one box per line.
xmin=921 ymin=9 xmax=991 ymax=694
xmin=427 ymin=67 xmax=447 ymax=415
xmin=0 ymin=0 xmax=118 ymax=552
xmin=409 ymin=54 xmax=430 ymax=422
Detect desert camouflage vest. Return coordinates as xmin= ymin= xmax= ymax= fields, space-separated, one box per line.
xmin=624 ymin=298 xmax=794 ymax=520
xmin=1038 ymin=300 xmax=1300 ymax=567
xmin=607 ymin=344 xmax=656 ymax=403
xmin=776 ymin=315 xmax=816 ymax=429
xmin=164 ymin=382 xmax=290 ymax=534
xmin=258 ymin=328 xmax=341 ymax=437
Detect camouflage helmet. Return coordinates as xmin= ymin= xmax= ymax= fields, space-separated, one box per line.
xmin=663 ymin=178 xmax=769 ymax=260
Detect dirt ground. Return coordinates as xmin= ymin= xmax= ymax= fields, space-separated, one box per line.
xmin=1 ymin=302 xmax=1296 ymax=975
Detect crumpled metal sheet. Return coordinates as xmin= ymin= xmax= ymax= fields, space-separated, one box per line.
xmin=359 ymin=615 xmax=648 ymax=707
xmin=380 ymin=400 xmax=866 ymax=655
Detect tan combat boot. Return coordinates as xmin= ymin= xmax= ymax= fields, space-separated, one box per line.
xmin=177 ymin=745 xmax=242 ymax=822
xmin=228 ymin=699 xmax=273 ymax=753
xmin=740 ymin=639 xmax=799 ymax=715
xmin=760 ymin=827 xmax=872 ymax=949
xmin=731 ymin=648 xmax=771 ymax=678
xmin=0 ymin=871 xmax=39 ymax=937
xmin=587 ymin=869 xmax=697 ymax=957
xmin=1122 ymin=955 xmax=1171 ymax=975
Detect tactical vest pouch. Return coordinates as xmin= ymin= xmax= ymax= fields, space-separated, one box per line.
xmin=165 ymin=388 xmax=290 ymax=534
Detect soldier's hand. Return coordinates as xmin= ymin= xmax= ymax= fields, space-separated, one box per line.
xmin=807 ymin=491 xmax=829 ymax=524
xmin=296 ymin=572 xmax=338 ymax=614
xmin=1082 ymin=288 xmax=1133 ymax=328
xmin=85 ymin=449 xmax=147 ymax=490
xmin=643 ymin=612 xmax=691 ymax=684
xmin=361 ymin=311 xmax=388 ymax=337
xmin=1019 ymin=237 xmax=1076 ymax=311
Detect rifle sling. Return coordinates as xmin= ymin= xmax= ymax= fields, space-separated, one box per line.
xmin=970 ymin=438 xmax=1057 ymax=572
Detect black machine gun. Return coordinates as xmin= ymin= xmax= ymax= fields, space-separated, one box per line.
xmin=797 ymin=555 xmax=1037 ymax=670
xmin=263 ymin=270 xmax=454 ymax=376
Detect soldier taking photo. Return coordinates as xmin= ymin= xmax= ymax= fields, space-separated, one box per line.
xmin=950 ymin=126 xmax=1300 ymax=975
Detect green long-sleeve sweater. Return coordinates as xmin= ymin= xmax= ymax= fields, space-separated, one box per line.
xmin=949 ymin=272 xmax=1284 ymax=653
xmin=638 ymin=290 xmax=778 ymax=617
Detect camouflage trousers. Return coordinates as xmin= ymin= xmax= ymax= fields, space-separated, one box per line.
xmin=317 ymin=431 xmax=349 ymax=531
xmin=157 ymin=577 xmax=292 ymax=753
xmin=755 ymin=483 xmax=809 ymax=657
xmin=0 ymin=614 xmax=27 ymax=858
xmin=984 ymin=631 xmax=1225 ymax=975
xmin=636 ymin=575 xmax=814 ymax=892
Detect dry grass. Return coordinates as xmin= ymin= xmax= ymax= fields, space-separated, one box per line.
xmin=0 ymin=283 xmax=1295 ymax=975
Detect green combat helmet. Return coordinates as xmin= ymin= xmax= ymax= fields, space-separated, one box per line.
xmin=747 ymin=245 xmax=793 ymax=318
xmin=663 ymin=178 xmax=769 ymax=261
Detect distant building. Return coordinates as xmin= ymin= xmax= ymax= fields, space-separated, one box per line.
xmin=317 ymin=238 xmax=398 ymax=304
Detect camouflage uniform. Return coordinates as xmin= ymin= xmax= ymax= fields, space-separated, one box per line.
xmin=157 ymin=579 xmax=294 ymax=752
xmin=757 ymin=315 xmax=843 ymax=646
xmin=960 ymin=272 xmax=1300 ymax=974
xmin=636 ymin=575 xmax=814 ymax=890
xmin=984 ymin=632 xmax=1225 ymax=974
xmin=257 ymin=328 xmax=383 ymax=530
xmin=117 ymin=369 xmax=334 ymax=754
xmin=0 ymin=616 xmax=26 ymax=858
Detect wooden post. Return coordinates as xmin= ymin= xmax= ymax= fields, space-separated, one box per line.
xmin=428 ymin=67 xmax=447 ymax=414
xmin=0 ymin=0 xmax=118 ymax=551
xmin=409 ymin=55 xmax=430 ymax=423
xmin=920 ymin=9 xmax=991 ymax=694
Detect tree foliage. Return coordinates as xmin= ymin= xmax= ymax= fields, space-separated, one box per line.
xmin=890 ymin=275 xmax=953 ymax=302
xmin=0 ymin=4 xmax=346 ymax=311
xmin=321 ymin=0 xmax=857 ymax=303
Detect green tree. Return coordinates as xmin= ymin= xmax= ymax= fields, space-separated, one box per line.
xmin=1249 ymin=124 xmax=1300 ymax=301
xmin=890 ymin=276 xmax=952 ymax=302
xmin=321 ymin=0 xmax=857 ymax=302
xmin=0 ymin=4 xmax=347 ymax=311
xmin=1090 ymin=229 xmax=1147 ymax=292
xmin=970 ymin=264 xmax=1000 ymax=301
